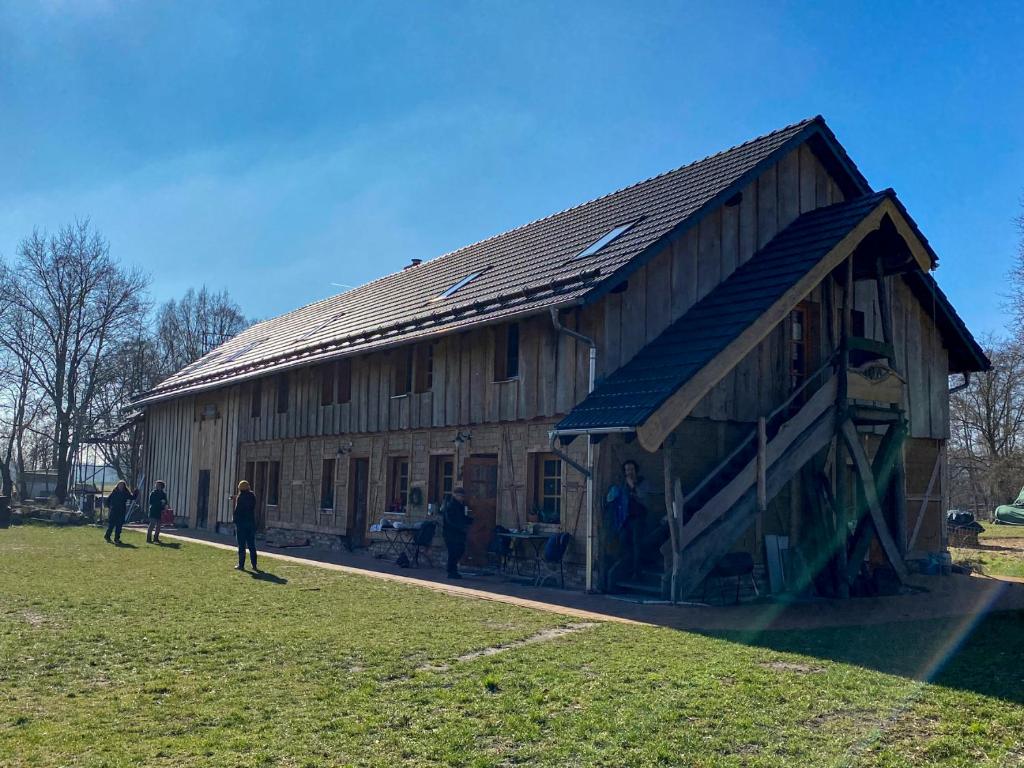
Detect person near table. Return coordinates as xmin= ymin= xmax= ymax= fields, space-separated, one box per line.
xmin=233 ymin=480 xmax=260 ymax=572
xmin=441 ymin=486 xmax=473 ymax=579
xmin=104 ymin=480 xmax=138 ymax=544
xmin=606 ymin=459 xmax=652 ymax=577
xmin=146 ymin=480 xmax=168 ymax=544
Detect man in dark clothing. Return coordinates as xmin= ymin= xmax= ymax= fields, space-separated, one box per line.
xmin=441 ymin=486 xmax=472 ymax=579
xmin=233 ymin=480 xmax=260 ymax=572
xmin=104 ymin=480 xmax=138 ymax=544
xmin=606 ymin=460 xmax=651 ymax=578
xmin=146 ymin=481 xmax=168 ymax=543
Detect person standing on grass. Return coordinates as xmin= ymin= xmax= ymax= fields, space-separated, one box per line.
xmin=104 ymin=480 xmax=138 ymax=544
xmin=146 ymin=481 xmax=168 ymax=544
xmin=233 ymin=480 xmax=260 ymax=572
xmin=606 ymin=460 xmax=651 ymax=578
xmin=441 ymin=486 xmax=472 ymax=579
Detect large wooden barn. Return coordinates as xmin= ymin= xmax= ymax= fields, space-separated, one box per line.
xmin=136 ymin=116 xmax=987 ymax=598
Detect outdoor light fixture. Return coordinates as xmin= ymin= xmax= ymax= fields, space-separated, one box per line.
xmin=336 ymin=441 xmax=353 ymax=456
xmin=452 ymin=430 xmax=472 ymax=445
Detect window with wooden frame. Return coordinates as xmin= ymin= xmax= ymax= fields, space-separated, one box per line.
xmin=250 ymin=379 xmax=262 ymax=418
xmin=267 ymin=461 xmax=280 ymax=506
xmin=388 ymin=456 xmax=410 ymax=513
xmin=276 ymin=373 xmax=289 ymax=414
xmin=530 ymin=453 xmax=562 ymax=524
xmin=320 ymin=458 xmax=335 ymax=511
xmin=414 ymin=343 xmax=434 ymax=394
xmin=428 ymin=454 xmax=455 ymax=506
xmin=320 ymin=358 xmax=353 ymax=406
xmin=493 ymin=323 xmax=520 ymax=381
xmin=393 ymin=348 xmax=413 ymax=396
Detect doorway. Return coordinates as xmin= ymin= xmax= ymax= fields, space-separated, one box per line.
xmin=348 ymin=458 xmax=369 ymax=548
xmin=196 ymin=470 xmax=210 ymax=529
xmin=461 ymin=455 xmax=498 ymax=564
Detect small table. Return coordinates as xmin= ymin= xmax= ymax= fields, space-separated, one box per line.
xmin=374 ymin=523 xmax=423 ymax=559
xmin=497 ymin=532 xmax=550 ymax=576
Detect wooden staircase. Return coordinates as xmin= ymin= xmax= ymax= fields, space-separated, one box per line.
xmin=611 ymin=375 xmax=838 ymax=599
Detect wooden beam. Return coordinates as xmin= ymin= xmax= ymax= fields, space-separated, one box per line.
xmin=756 ymin=416 xmax=768 ymax=515
xmin=637 ymin=199 xmax=901 ymax=452
xmin=662 ymin=446 xmax=681 ymax=603
xmin=840 ymin=420 xmax=908 ymax=581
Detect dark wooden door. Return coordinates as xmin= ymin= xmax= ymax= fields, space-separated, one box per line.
xmin=349 ymin=458 xmax=369 ymax=547
xmin=462 ymin=455 xmax=498 ymax=564
xmin=254 ymin=461 xmax=268 ymax=532
xmin=196 ymin=470 xmax=210 ymax=529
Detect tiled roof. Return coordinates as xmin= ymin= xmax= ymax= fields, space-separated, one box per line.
xmin=137 ymin=116 xmax=839 ymax=405
xmin=554 ymin=191 xmax=899 ymax=432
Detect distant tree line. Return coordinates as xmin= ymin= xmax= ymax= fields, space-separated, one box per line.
xmin=0 ymin=220 xmax=250 ymax=503
xmin=948 ymin=202 xmax=1024 ymax=515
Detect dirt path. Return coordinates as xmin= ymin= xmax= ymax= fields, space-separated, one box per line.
xmin=140 ymin=527 xmax=1024 ymax=632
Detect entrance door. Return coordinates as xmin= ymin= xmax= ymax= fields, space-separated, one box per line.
xmin=461 ymin=455 xmax=498 ymax=564
xmin=348 ymin=458 xmax=369 ymax=547
xmin=254 ymin=461 xmax=268 ymax=532
xmin=196 ymin=470 xmax=210 ymax=529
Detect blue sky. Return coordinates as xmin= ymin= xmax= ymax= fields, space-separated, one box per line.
xmin=1 ymin=1 xmax=1021 ymax=338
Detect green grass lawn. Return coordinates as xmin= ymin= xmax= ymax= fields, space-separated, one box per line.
xmin=2 ymin=526 xmax=1023 ymax=767
xmin=980 ymin=524 xmax=1024 ymax=541
xmin=951 ymin=525 xmax=1024 ymax=579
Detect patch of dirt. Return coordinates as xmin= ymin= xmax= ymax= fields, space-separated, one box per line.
xmin=759 ymin=660 xmax=825 ymax=674
xmin=418 ymin=623 xmax=598 ymax=672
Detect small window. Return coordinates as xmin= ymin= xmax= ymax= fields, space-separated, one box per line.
xmin=393 ymin=348 xmax=413 ymax=396
xmin=531 ymin=453 xmax=562 ymax=523
xmin=276 ymin=373 xmax=289 ymax=414
xmin=337 ymin=358 xmax=352 ymax=404
xmin=414 ymin=343 xmax=434 ymax=394
xmin=494 ymin=323 xmax=520 ymax=381
xmin=320 ymin=459 xmax=335 ymax=511
xmin=245 ymin=461 xmax=255 ymax=492
xmin=574 ymin=221 xmax=636 ymax=260
xmin=320 ymin=362 xmax=335 ymax=406
xmin=436 ymin=271 xmax=483 ymax=300
xmin=852 ymin=309 xmax=866 ymax=338
xmin=429 ymin=455 xmax=455 ymax=506
xmin=250 ymin=379 xmax=262 ymax=418
xmin=389 ymin=457 xmax=410 ymax=513
xmin=267 ymin=462 xmax=280 ymax=506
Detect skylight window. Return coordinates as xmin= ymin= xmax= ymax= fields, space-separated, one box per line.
xmin=297 ymin=310 xmax=346 ymax=341
xmin=574 ymin=221 xmax=637 ymax=259
xmin=436 ymin=271 xmax=483 ymax=300
xmin=222 ymin=337 xmax=268 ymax=362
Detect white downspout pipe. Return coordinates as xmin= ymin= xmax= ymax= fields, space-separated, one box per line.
xmin=549 ymin=307 xmax=598 ymax=592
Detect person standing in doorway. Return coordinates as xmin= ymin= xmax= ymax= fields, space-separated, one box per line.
xmin=441 ymin=486 xmax=472 ymax=579
xmin=233 ymin=480 xmax=259 ymax=572
xmin=607 ymin=460 xmax=651 ymax=578
xmin=104 ymin=480 xmax=138 ymax=544
xmin=146 ymin=481 xmax=168 ymax=543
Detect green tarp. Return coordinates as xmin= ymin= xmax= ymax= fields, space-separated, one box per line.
xmin=994 ymin=486 xmax=1024 ymax=525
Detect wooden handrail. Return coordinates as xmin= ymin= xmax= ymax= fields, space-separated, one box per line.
xmin=684 ymin=354 xmax=837 ymax=507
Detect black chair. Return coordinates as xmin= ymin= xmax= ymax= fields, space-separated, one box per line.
xmin=536 ymin=532 xmax=573 ymax=588
xmin=406 ymin=521 xmax=437 ymax=567
xmin=487 ymin=525 xmax=513 ymax=572
xmin=703 ymin=551 xmax=758 ymax=604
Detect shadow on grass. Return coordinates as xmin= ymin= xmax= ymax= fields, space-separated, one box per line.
xmin=701 ymin=609 xmax=1024 ymax=705
xmin=249 ymin=570 xmax=288 ymax=585
xmin=154 ymin=540 xmax=182 ymax=549
xmin=112 ymin=540 xmax=137 ymax=549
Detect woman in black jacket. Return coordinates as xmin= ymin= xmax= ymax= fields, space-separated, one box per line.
xmin=105 ymin=480 xmax=138 ymax=544
xmin=233 ymin=480 xmax=260 ymax=572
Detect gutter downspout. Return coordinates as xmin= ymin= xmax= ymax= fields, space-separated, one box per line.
xmin=548 ymin=307 xmax=598 ymax=592
xmin=949 ymin=371 xmax=971 ymax=394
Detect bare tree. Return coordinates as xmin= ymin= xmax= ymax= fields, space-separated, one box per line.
xmin=154 ymin=286 xmax=250 ymax=377
xmin=1007 ymin=199 xmax=1024 ymax=334
xmin=948 ymin=336 xmax=1024 ymax=515
xmin=6 ymin=221 xmax=148 ymax=502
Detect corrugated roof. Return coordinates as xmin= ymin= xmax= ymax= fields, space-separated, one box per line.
xmin=554 ymin=191 xmax=898 ymax=432
xmin=137 ymin=116 xmax=840 ymax=405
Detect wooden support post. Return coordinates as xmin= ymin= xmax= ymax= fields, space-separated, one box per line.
xmin=834 ymin=258 xmax=854 ymax=598
xmin=840 ymin=420 xmax=909 ymax=581
xmin=757 ymin=417 xmax=768 ymax=515
xmin=662 ymin=440 xmax=682 ymax=602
